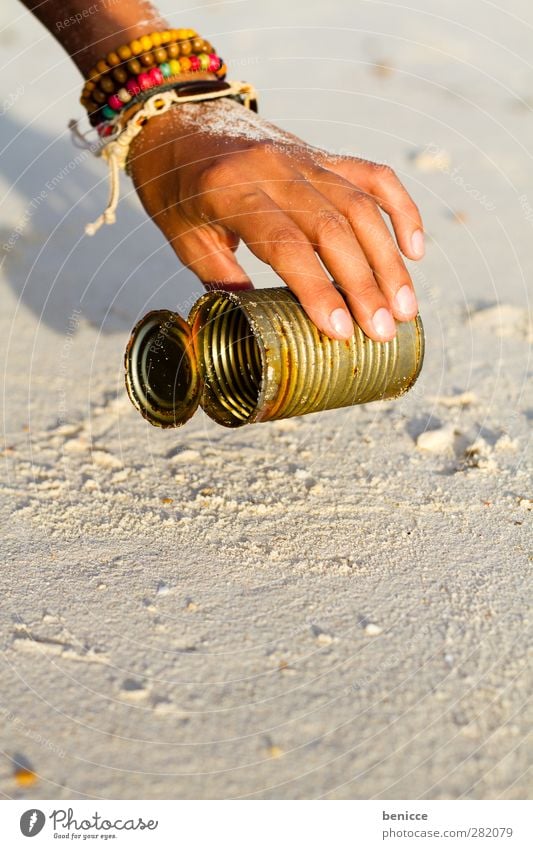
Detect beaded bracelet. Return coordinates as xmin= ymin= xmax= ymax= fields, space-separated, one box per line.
xmin=81 ymin=28 xmax=220 ymax=111
xmin=89 ymin=54 xmax=226 ymax=128
xmin=99 ymin=78 xmax=258 ymax=137
xmin=83 ymin=51 xmax=225 ymax=113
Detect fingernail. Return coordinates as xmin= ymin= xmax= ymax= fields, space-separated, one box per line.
xmin=394 ymin=284 xmax=418 ymax=317
xmin=329 ymin=308 xmax=354 ymax=339
xmin=411 ymin=229 xmax=425 ymax=258
xmin=372 ymin=307 xmax=396 ymax=340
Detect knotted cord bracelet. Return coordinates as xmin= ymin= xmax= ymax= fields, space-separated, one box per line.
xmin=96 ymin=78 xmax=256 ymax=137
xmin=81 ymin=81 xmax=259 ymax=236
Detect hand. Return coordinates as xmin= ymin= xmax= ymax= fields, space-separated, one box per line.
xmin=128 ymin=98 xmax=424 ymax=341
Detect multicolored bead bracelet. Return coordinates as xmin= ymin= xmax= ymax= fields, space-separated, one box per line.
xmin=80 ymin=28 xmax=222 ymax=113
xmin=89 ymin=53 xmax=226 ymax=129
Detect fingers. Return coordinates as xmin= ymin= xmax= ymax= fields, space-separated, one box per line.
xmin=323 ymin=157 xmax=425 ymax=262
xmin=306 ymin=170 xmax=418 ymax=322
xmin=179 ymin=238 xmax=254 ymax=293
xmin=216 ymin=189 xmax=356 ymax=339
xmin=281 ymin=184 xmax=397 ymax=340
xmin=157 ymin=216 xmax=254 ymax=292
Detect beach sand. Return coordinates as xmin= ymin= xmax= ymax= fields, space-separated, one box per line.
xmin=0 ymin=0 xmax=531 ymax=799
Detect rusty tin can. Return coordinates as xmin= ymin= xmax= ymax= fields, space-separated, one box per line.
xmin=125 ymin=287 xmax=425 ymax=429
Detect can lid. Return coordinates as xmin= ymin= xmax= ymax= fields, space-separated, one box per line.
xmin=124 ymin=309 xmax=202 ymax=428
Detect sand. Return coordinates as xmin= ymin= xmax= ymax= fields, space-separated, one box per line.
xmin=0 ymin=0 xmax=531 ymax=799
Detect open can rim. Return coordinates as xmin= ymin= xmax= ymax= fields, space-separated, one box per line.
xmin=124 ymin=309 xmax=202 ymax=428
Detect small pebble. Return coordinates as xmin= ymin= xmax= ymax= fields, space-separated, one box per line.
xmin=172 ymin=449 xmax=200 ymax=463
xmin=267 ymin=745 xmax=283 ymax=759
xmin=272 ymin=419 xmax=299 ymax=431
xmin=14 ymin=766 xmax=37 ymax=787
xmin=413 ymin=148 xmax=451 ymax=172
xmin=152 ymin=697 xmax=174 ymax=715
xmin=431 ymin=392 xmax=477 ymax=408
xmin=92 ymin=450 xmax=122 ymax=469
xmin=416 ymin=425 xmax=455 ymax=453
xmin=63 ymin=437 xmax=91 ymax=453
xmin=119 ymin=679 xmax=149 ymax=700
xmin=451 ymin=210 xmax=468 ymax=223
xmin=372 ymin=60 xmax=393 ymax=78
xmin=311 ymin=625 xmax=335 ymax=645
xmin=364 ymin=623 xmax=383 ymax=637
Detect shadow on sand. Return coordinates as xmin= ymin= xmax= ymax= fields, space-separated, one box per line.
xmin=0 ymin=111 xmax=200 ymax=335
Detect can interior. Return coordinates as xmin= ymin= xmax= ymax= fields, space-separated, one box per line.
xmin=126 ymin=311 xmax=200 ymax=428
xmin=195 ymin=296 xmax=263 ymax=426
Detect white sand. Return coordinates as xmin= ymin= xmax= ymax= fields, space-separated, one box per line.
xmin=0 ymin=0 xmax=531 ymax=799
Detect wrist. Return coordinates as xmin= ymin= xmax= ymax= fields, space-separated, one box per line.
xmin=84 ymin=83 xmax=258 ymax=236
xmin=128 ymin=91 xmax=223 ymax=164
xmin=130 ymin=95 xmax=249 ymax=150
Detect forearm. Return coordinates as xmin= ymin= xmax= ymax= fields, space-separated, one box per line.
xmin=19 ymin=0 xmax=168 ymax=75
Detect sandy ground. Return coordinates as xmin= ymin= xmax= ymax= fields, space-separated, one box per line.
xmin=0 ymin=0 xmax=531 ymax=800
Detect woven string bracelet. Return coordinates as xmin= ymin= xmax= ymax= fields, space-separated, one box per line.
xmin=77 ymin=81 xmax=258 ymax=236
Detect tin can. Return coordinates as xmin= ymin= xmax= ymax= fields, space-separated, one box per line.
xmin=125 ymin=287 xmax=425 ymax=429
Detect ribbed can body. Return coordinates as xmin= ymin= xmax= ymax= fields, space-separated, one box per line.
xmin=189 ymin=287 xmax=424 ymax=428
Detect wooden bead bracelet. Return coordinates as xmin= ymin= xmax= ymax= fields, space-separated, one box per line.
xmin=88 ymin=54 xmax=226 ymax=127
xmin=81 ymin=28 xmax=218 ymax=111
